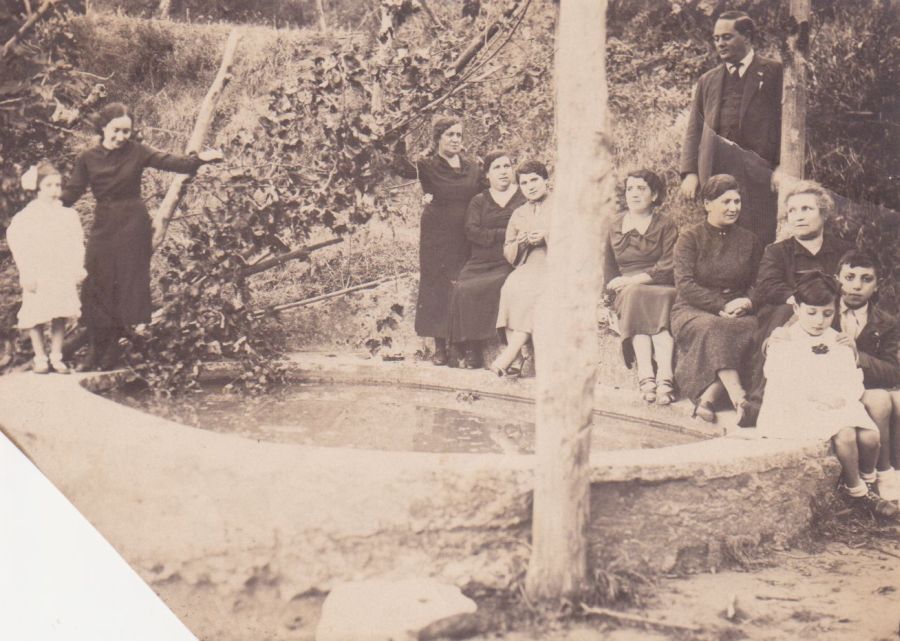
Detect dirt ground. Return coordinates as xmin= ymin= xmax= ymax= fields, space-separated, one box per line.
xmin=480 ymin=540 xmax=900 ymax=641
xmin=219 ymin=533 xmax=900 ymax=641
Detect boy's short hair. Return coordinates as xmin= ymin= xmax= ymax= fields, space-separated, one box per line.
xmin=516 ymin=160 xmax=549 ymax=181
xmin=794 ymin=270 xmax=841 ymax=306
xmin=837 ymin=249 xmax=881 ymax=280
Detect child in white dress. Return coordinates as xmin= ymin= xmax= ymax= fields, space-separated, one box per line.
xmin=757 ymin=271 xmax=898 ymax=517
xmin=7 ymin=162 xmax=86 ymax=373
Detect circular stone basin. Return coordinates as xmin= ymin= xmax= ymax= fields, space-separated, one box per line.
xmin=103 ymin=382 xmax=701 ymax=454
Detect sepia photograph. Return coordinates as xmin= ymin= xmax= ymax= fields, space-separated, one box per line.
xmin=1 ymin=0 xmax=899 ymax=639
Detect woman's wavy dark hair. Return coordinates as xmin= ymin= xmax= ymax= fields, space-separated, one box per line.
xmin=516 ymin=159 xmax=549 ymax=181
xmin=700 ymin=174 xmax=741 ymax=203
xmin=482 ymin=150 xmax=512 ymax=176
xmin=91 ymin=102 xmax=137 ymax=140
xmin=430 ymin=115 xmax=462 ymax=149
xmin=625 ymin=168 xmax=666 ymax=207
xmin=794 ymin=270 xmax=841 ymax=306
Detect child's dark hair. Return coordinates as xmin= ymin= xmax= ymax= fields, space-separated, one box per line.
xmin=516 ymin=159 xmax=548 ymax=181
xmin=794 ymin=270 xmax=841 ymax=306
xmin=837 ymin=249 xmax=881 ymax=280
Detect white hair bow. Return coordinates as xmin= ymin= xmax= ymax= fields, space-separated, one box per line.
xmin=20 ymin=165 xmax=38 ymax=191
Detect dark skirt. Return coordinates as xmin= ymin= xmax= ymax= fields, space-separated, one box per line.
xmin=81 ymin=197 xmax=153 ymax=329
xmin=614 ymin=283 xmax=676 ymax=367
xmin=415 ymin=203 xmax=470 ymax=338
xmin=671 ymin=301 xmax=758 ymax=401
xmin=448 ymin=258 xmax=512 ymax=343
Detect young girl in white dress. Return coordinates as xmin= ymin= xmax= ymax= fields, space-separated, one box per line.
xmin=757 ymin=271 xmax=897 ymax=517
xmin=7 ymin=162 xmax=86 ymax=374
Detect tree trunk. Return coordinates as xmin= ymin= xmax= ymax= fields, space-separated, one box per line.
xmin=776 ymin=0 xmax=810 ymax=239
xmin=152 ymin=29 xmax=241 ymax=248
xmin=315 ymin=0 xmax=328 ymax=32
xmin=158 ymin=0 xmax=172 ymax=19
xmin=525 ymin=0 xmax=613 ymax=602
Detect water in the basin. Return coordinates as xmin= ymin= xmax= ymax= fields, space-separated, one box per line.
xmin=105 ymin=382 xmax=699 ymax=454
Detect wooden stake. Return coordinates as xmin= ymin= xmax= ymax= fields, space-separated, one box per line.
xmin=0 ymin=0 xmax=64 ymax=63
xmin=776 ymin=0 xmax=810 ymax=239
xmin=525 ymin=0 xmax=612 ymax=602
xmin=315 ymin=0 xmax=328 ymax=32
xmin=151 ymin=29 xmax=241 ymax=248
xmin=242 ymin=237 xmax=343 ymax=277
xmin=253 ymin=276 xmax=395 ymax=316
xmin=581 ymin=605 xmax=703 ymax=634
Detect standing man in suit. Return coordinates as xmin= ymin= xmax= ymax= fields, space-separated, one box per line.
xmin=680 ymin=10 xmax=783 ymax=245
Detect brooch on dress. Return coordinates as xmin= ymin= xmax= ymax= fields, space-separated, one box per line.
xmin=811 ymin=344 xmax=829 ymax=355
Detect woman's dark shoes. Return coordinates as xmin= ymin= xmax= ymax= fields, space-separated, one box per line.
xmin=692 ymin=398 xmax=717 ymax=423
xmin=735 ymin=398 xmax=760 ymax=428
xmin=463 ymin=348 xmax=483 ymax=369
xmin=489 ymin=360 xmax=520 ymax=380
xmin=432 ymin=347 xmax=449 ymax=366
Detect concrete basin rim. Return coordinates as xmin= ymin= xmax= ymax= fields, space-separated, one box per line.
xmin=64 ymin=366 xmax=825 ymax=482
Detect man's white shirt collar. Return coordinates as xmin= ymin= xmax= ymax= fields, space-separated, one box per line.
xmin=727 ymin=49 xmax=755 ymax=77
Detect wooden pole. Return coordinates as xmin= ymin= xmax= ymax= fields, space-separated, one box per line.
xmin=241 ymin=237 xmax=343 ymax=277
xmin=253 ymin=276 xmax=394 ymax=316
xmin=315 ymin=0 xmax=328 ymax=32
xmin=0 ymin=0 xmax=64 ymax=63
xmin=151 ymin=29 xmax=241 ymax=248
xmin=525 ymin=0 xmax=612 ymax=602
xmin=776 ymin=0 xmax=811 ymax=239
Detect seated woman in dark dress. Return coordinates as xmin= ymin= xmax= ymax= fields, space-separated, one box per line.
xmin=603 ymin=169 xmax=678 ymax=405
xmin=449 ymin=151 xmax=527 ymax=368
xmin=671 ymin=174 xmax=762 ymax=424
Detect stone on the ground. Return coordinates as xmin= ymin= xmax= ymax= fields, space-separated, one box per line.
xmin=315 ymin=578 xmax=477 ymax=641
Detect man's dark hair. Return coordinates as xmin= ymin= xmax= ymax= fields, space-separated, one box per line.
xmin=837 ymin=249 xmax=881 ymax=280
xmin=717 ymin=10 xmax=756 ymax=41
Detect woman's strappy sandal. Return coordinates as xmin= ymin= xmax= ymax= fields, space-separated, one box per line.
xmin=656 ymin=378 xmax=675 ymax=406
xmin=692 ymin=399 xmax=717 ymax=423
xmin=638 ymin=377 xmax=657 ymax=403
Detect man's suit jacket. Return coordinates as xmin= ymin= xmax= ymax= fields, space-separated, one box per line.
xmin=833 ymin=304 xmax=900 ymax=390
xmin=680 ymin=54 xmax=783 ymax=182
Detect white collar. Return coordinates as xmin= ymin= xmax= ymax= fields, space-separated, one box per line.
xmin=621 ymin=212 xmax=653 ymax=235
xmin=727 ymin=49 xmax=755 ymax=77
xmin=841 ymin=300 xmax=869 ymax=316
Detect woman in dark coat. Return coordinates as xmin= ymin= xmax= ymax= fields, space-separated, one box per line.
xmin=395 ymin=116 xmax=482 ymax=365
xmin=61 ymin=102 xmax=222 ymax=370
xmin=603 ymin=169 xmax=678 ymax=405
xmin=671 ymin=174 xmax=762 ymax=424
xmin=448 ymin=150 xmax=526 ymax=368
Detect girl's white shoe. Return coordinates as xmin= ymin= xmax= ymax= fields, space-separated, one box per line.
xmin=49 ymin=353 xmax=70 ymax=374
xmin=33 ymin=355 xmax=50 ymax=374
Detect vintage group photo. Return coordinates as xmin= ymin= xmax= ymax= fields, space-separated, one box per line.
xmin=1 ymin=0 xmax=899 ymax=640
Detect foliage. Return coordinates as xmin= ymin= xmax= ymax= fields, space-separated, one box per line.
xmin=3 ymin=0 xmax=899 ymax=389
xmin=52 ymin=0 xmax=549 ymax=393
